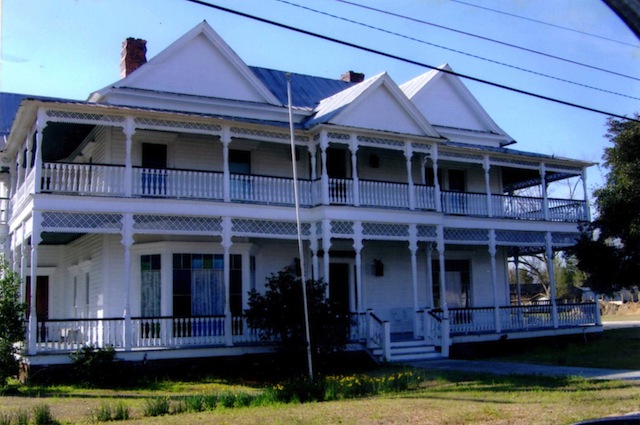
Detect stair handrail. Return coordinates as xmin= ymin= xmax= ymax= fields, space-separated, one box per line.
xmin=366 ymin=309 xmax=391 ymax=362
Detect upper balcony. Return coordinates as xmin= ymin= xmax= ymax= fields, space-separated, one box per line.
xmin=9 ymin=161 xmax=589 ymax=223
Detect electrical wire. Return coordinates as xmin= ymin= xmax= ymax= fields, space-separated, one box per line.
xmin=334 ymin=0 xmax=640 ymax=83
xmin=183 ymin=0 xmax=639 ymax=123
xmin=276 ymin=0 xmax=640 ymax=101
xmin=451 ymin=0 xmax=640 ymax=49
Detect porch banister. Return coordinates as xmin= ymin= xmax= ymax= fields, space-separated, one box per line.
xmin=488 ymin=230 xmax=501 ymax=333
xmin=594 ymin=300 xmax=602 ymax=325
xmin=350 ymin=139 xmax=360 ymax=206
xmin=123 ymin=116 xmax=135 ymax=197
xmin=483 ymin=156 xmax=492 ymax=217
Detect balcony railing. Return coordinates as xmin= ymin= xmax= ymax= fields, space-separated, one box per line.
xmin=18 ymin=162 xmax=589 ymax=222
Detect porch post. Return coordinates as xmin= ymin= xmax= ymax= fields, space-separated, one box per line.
xmin=514 ymin=249 xmax=522 ymax=306
xmin=436 ymin=225 xmax=449 ymax=357
xmin=123 ymin=116 xmax=135 ymax=197
xmin=488 ymin=230 xmax=501 ymax=333
xmin=222 ymin=217 xmax=233 ymax=346
xmin=545 ymin=232 xmax=559 ymax=328
xmin=27 ymin=211 xmax=41 ymax=355
xmin=540 ymin=163 xmax=549 ymax=221
xmin=121 ymin=213 xmax=134 ymax=351
xmin=409 ymin=225 xmax=419 ymax=336
xmin=405 ymin=145 xmax=415 ymax=210
xmin=222 ymin=127 xmax=231 ymax=202
xmin=33 ymin=110 xmax=45 ymax=194
xmin=426 ymin=243 xmax=434 ymax=309
xmin=310 ymin=236 xmax=319 ymax=281
xmin=310 ymin=145 xmax=317 ymax=181
xmin=322 ymin=219 xmax=331 ymax=297
xmin=433 ymin=148 xmax=442 ymax=212
xmin=320 ymin=132 xmax=329 ymax=205
xmin=582 ymin=167 xmax=591 ymax=222
xmin=483 ymin=156 xmax=492 ymax=217
xmin=353 ymin=222 xmax=364 ymax=339
xmin=350 ymin=137 xmax=360 ymax=206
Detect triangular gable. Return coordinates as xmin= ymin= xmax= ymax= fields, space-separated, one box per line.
xmin=401 ymin=64 xmax=510 ymax=140
xmin=97 ymin=21 xmax=280 ymax=105
xmin=307 ymin=73 xmax=440 ymax=138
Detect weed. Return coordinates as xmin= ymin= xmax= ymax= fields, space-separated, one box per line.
xmin=182 ymin=394 xmax=207 ymax=412
xmin=14 ymin=410 xmax=28 ymax=425
xmin=90 ymin=401 xmax=130 ymax=422
xmin=32 ymin=404 xmax=57 ymax=425
xmin=143 ymin=397 xmax=171 ymax=417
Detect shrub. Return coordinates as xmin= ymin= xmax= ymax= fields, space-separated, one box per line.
xmin=143 ymin=397 xmax=171 ymax=417
xmin=0 ymin=261 xmax=26 ymax=387
xmin=32 ymin=404 xmax=57 ymax=425
xmin=182 ymin=394 xmax=207 ymax=412
xmin=90 ymin=401 xmax=129 ymax=422
xmin=69 ymin=345 xmax=117 ymax=387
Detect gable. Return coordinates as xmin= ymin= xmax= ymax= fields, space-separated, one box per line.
xmin=102 ymin=22 xmax=280 ymax=105
xmin=411 ymin=75 xmax=488 ymax=131
xmin=332 ymin=85 xmax=427 ymax=136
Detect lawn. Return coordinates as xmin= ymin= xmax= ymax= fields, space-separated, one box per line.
xmin=1 ymin=328 xmax=639 ymax=425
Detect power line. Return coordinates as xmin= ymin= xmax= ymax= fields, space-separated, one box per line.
xmin=334 ymin=0 xmax=640 ymax=83
xmin=183 ymin=0 xmax=639 ymax=123
xmin=276 ymin=0 xmax=640 ymax=101
xmin=451 ymin=0 xmax=640 ymax=49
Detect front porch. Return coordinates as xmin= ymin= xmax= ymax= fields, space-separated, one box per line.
xmin=26 ymin=302 xmax=601 ymax=364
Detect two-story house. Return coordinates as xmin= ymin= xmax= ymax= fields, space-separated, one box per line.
xmin=1 ymin=21 xmax=600 ymax=368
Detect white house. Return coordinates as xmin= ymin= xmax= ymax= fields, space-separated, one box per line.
xmin=0 ymin=21 xmax=600 ymax=367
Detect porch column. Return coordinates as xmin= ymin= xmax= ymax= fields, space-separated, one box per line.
xmin=310 ymin=236 xmax=319 ymax=281
xmin=582 ymin=167 xmax=591 ymax=222
xmin=322 ymin=219 xmax=331 ymax=296
xmin=33 ymin=110 xmax=46 ymax=194
xmin=540 ymin=163 xmax=549 ymax=221
xmin=433 ymin=148 xmax=442 ymax=212
xmin=27 ymin=211 xmax=42 ymax=355
xmin=488 ymin=230 xmax=501 ymax=333
xmin=514 ymin=249 xmax=522 ymax=306
xmin=409 ymin=225 xmax=419 ymax=336
xmin=320 ymin=132 xmax=330 ymax=205
xmin=222 ymin=127 xmax=231 ymax=202
xmin=425 ymin=243 xmax=434 ymax=308
xmin=19 ymin=226 xmax=27 ymax=306
xmin=350 ymin=137 xmax=360 ymax=206
xmin=436 ymin=225 xmax=449 ymax=357
xmin=310 ymin=145 xmax=317 ymax=181
xmin=405 ymin=145 xmax=415 ymax=210
xmin=545 ymin=232 xmax=559 ymax=328
xmin=121 ymin=213 xmax=134 ymax=351
xmin=16 ymin=143 xmax=24 ymax=191
xmin=222 ymin=217 xmax=234 ymax=346
xmin=123 ymin=117 xmax=135 ymax=197
xmin=483 ymin=156 xmax=492 ymax=217
xmin=353 ymin=222 xmax=363 ymax=314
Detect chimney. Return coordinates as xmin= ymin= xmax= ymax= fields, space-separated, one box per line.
xmin=120 ymin=38 xmax=147 ymax=78
xmin=341 ymin=70 xmax=365 ymax=83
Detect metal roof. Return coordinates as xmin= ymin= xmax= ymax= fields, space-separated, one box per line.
xmin=249 ymin=67 xmax=355 ymax=109
xmin=1 ymin=93 xmax=27 ymax=139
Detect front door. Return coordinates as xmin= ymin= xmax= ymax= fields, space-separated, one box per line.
xmin=329 ymin=263 xmax=350 ymax=315
xmin=26 ymin=276 xmax=49 ymax=341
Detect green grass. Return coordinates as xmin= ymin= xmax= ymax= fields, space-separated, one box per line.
xmin=487 ymin=327 xmax=640 ymax=369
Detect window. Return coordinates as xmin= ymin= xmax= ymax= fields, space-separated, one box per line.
xmin=141 ymin=254 xmax=161 ymax=317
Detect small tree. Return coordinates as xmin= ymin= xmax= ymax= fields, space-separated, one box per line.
xmin=245 ymin=266 xmax=352 ymax=370
xmin=0 ymin=261 xmax=26 ymax=386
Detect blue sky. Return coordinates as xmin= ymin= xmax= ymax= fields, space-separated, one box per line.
xmin=1 ymin=0 xmax=639 ymax=197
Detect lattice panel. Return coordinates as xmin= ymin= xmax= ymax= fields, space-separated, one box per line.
xmin=135 ymin=117 xmax=222 ymax=134
xmin=357 ymin=135 xmax=404 ymax=147
xmin=327 ymin=132 xmax=351 ymax=141
xmin=495 ymin=230 xmax=546 ymax=245
xmin=412 ymin=142 xmax=433 ymax=152
xmin=417 ymin=225 xmax=437 ymax=239
xmin=552 ymin=232 xmax=579 ymax=245
xmin=316 ymin=222 xmax=323 ymax=236
xmin=230 ymin=127 xmax=309 ymax=142
xmin=444 ymin=228 xmax=488 ymax=242
xmin=232 ymin=219 xmax=310 ymax=237
xmin=134 ymin=215 xmax=222 ymax=233
xmin=362 ymin=223 xmax=409 ymax=237
xmin=46 ymin=109 xmax=125 ymax=124
xmin=42 ymin=212 xmax=122 ymax=232
xmin=490 ymin=157 xmax=539 ymax=169
xmin=439 ymin=150 xmax=483 ymax=163
xmin=330 ymin=220 xmax=354 ymax=235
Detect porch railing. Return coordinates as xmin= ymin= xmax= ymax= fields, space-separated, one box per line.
xmin=430 ymin=302 xmax=599 ymax=335
xmin=26 ymin=162 xmax=589 ymax=222
xmin=35 ymin=315 xmax=267 ymax=353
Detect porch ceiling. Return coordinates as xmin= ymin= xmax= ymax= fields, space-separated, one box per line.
xmin=501 ymin=167 xmax=576 ymax=192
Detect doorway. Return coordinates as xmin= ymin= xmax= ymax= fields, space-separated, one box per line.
xmin=329 ymin=263 xmax=351 ymax=315
xmin=142 ymin=143 xmax=167 ymax=195
xmin=26 ymin=276 xmax=49 ymax=341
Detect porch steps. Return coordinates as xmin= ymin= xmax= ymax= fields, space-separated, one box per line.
xmin=371 ymin=339 xmax=442 ymax=363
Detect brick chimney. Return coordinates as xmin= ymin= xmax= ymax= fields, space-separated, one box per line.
xmin=340 ymin=70 xmax=365 ymax=83
xmin=120 ymin=38 xmax=147 ymax=78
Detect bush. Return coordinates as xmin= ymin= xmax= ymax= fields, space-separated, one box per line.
xmin=143 ymin=397 xmax=171 ymax=417
xmin=0 ymin=261 xmax=26 ymax=387
xmin=244 ymin=265 xmax=353 ymax=372
xmin=69 ymin=345 xmax=117 ymax=386
xmin=90 ymin=401 xmax=129 ymax=422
